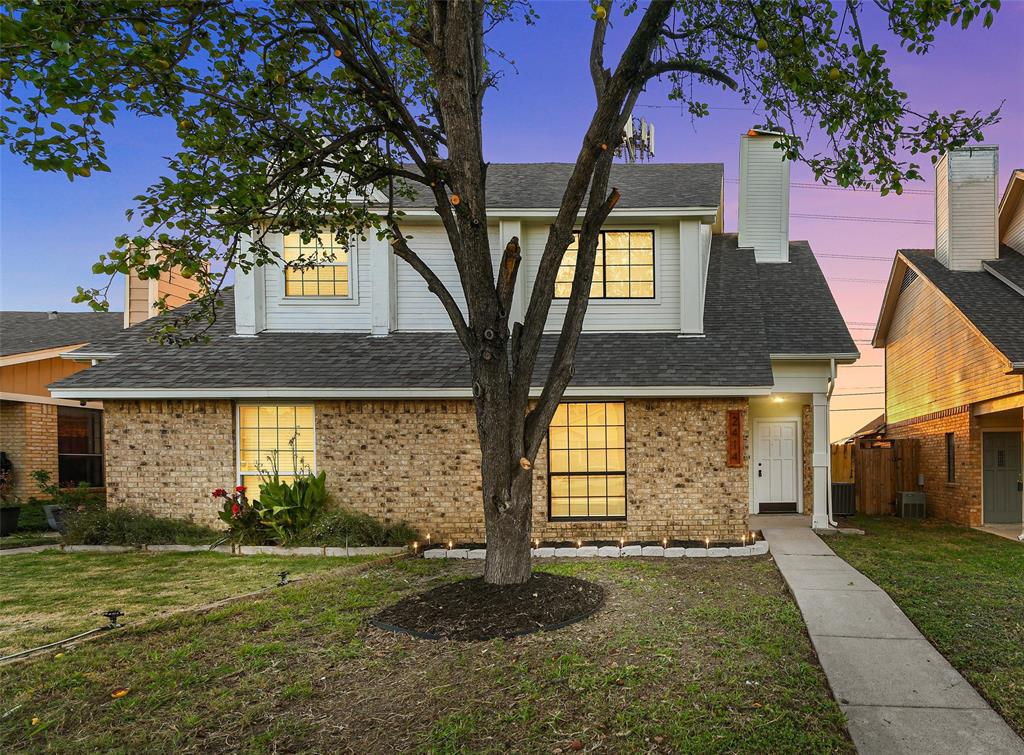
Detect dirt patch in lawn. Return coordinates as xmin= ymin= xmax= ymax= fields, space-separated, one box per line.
xmin=373 ymin=571 xmax=605 ymax=640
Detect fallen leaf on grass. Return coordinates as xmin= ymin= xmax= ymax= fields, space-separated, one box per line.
xmin=110 ymin=688 xmax=130 ymax=699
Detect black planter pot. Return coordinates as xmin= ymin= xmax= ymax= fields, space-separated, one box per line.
xmin=0 ymin=505 xmax=22 ymax=537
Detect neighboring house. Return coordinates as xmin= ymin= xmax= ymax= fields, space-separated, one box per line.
xmin=0 ymin=267 xmax=202 ymax=501
xmin=873 ymin=153 xmax=1023 ymax=526
xmin=0 ymin=310 xmax=123 ymax=499
xmin=48 ymin=129 xmax=858 ymax=541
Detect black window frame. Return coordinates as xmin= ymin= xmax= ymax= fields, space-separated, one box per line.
xmin=546 ymin=400 xmax=628 ymax=522
xmin=554 ymin=229 xmax=656 ymax=301
xmin=57 ymin=406 xmax=104 ymax=488
xmin=945 ymin=432 xmax=956 ymax=483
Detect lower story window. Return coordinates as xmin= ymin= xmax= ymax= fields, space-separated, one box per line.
xmin=57 ymin=406 xmax=103 ymax=487
xmin=237 ymin=404 xmax=315 ymax=492
xmin=548 ymin=402 xmax=626 ymax=519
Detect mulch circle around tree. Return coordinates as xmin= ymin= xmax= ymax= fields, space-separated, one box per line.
xmin=371 ymin=572 xmax=605 ymax=641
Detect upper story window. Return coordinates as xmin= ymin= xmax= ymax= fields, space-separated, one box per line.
xmin=283 ymin=232 xmax=350 ymax=297
xmin=555 ymin=230 xmax=655 ymax=299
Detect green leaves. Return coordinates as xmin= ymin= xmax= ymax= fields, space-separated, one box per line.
xmin=656 ymin=0 xmax=1001 ymax=192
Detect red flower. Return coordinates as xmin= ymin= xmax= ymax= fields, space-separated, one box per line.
xmin=211 ymin=488 xmax=227 ymax=498
xmin=235 ymin=485 xmax=246 ymax=493
xmin=231 ymin=502 xmax=240 ymax=517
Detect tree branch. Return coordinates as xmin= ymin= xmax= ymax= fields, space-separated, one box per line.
xmin=388 ymin=226 xmax=473 ymax=349
xmin=495 ymin=235 xmax=522 ymax=318
xmin=644 ymin=59 xmax=739 ymax=90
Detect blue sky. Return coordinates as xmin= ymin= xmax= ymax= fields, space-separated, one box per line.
xmin=1 ymin=1 xmax=1021 ymax=438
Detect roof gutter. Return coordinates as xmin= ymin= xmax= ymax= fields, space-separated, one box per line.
xmin=50 ymin=384 xmax=777 ymax=401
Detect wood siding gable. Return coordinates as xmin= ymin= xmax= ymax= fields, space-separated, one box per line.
xmin=885 ymin=274 xmax=1022 ymax=424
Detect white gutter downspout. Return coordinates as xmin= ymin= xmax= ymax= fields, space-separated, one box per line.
xmin=825 ymin=357 xmax=838 ymax=528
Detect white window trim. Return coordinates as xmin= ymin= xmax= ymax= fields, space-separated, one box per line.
xmin=280 ymin=233 xmax=360 ymax=306
xmin=234 ymin=401 xmax=318 ymax=492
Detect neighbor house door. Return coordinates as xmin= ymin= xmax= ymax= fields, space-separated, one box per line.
xmin=983 ymin=432 xmax=1023 ymax=524
xmin=754 ymin=420 xmax=799 ymax=513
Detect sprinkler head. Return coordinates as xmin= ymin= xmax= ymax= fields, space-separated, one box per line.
xmin=102 ymin=609 xmax=124 ymax=629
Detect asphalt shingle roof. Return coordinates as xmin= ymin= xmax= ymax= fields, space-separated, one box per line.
xmin=0 ymin=311 xmax=124 ymax=357
xmin=51 ymin=233 xmax=855 ymax=395
xmin=903 ymin=249 xmax=1024 ymax=366
xmin=391 ymin=163 xmax=724 ymax=210
xmin=984 ymin=245 xmax=1024 ymax=294
xmin=756 ymin=240 xmax=860 ymax=357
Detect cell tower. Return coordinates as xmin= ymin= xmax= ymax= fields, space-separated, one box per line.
xmin=617 ymin=115 xmax=655 ymax=163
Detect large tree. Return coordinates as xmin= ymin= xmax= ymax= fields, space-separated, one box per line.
xmin=1 ymin=0 xmax=1000 ymax=583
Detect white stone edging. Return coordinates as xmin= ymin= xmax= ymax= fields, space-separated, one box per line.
xmin=424 ymin=541 xmax=769 ymax=560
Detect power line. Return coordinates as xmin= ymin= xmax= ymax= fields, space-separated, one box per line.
xmin=725 ymin=177 xmax=932 ymax=196
xmin=816 ymin=252 xmax=894 ymax=261
xmin=792 ymin=212 xmax=930 ymax=225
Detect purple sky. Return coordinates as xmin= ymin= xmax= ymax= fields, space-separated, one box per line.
xmin=1 ymin=2 xmax=1021 ymax=440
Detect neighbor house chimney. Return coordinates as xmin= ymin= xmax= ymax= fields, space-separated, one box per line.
xmin=123 ymin=254 xmax=205 ymax=328
xmin=935 ymin=145 xmax=999 ymax=271
xmin=738 ymin=127 xmax=791 ymax=263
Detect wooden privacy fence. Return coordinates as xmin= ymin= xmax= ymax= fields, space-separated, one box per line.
xmin=831 ymin=439 xmax=920 ymax=515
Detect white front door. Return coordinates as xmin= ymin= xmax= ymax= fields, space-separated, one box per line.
xmin=754 ymin=420 xmax=799 ymax=512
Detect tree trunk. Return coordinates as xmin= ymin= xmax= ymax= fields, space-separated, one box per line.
xmin=474 ymin=368 xmax=534 ymax=585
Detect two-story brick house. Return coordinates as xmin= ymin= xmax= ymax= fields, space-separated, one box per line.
xmin=873 ymin=152 xmax=1023 ymax=527
xmin=48 ymin=131 xmax=858 ymax=542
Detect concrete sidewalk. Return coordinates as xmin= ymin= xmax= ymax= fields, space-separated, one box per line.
xmin=762 ymin=522 xmax=1024 ymax=755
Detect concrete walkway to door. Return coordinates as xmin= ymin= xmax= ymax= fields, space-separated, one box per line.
xmin=758 ymin=516 xmax=1024 ymax=755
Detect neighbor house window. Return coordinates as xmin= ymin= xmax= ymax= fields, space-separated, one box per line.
xmin=283 ymin=232 xmax=350 ymax=297
xmin=57 ymin=407 xmax=103 ymax=488
xmin=555 ymin=230 xmax=655 ymax=299
xmin=548 ymin=402 xmax=626 ymax=519
xmin=237 ymin=404 xmax=315 ymax=492
xmin=946 ymin=432 xmax=956 ymax=483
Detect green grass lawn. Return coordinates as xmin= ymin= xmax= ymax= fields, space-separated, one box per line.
xmin=0 ymin=556 xmax=852 ymax=754
xmin=829 ymin=515 xmax=1024 ymax=735
xmin=0 ymin=551 xmax=372 ymax=655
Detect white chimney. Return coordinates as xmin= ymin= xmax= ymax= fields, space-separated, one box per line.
xmin=738 ymin=128 xmax=791 ymax=263
xmin=935 ymin=146 xmax=999 ymax=271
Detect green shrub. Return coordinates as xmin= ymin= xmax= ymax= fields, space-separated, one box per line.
xmin=290 ymin=509 xmax=418 ymax=547
xmin=31 ymin=470 xmax=104 ymax=511
xmin=256 ymin=470 xmax=329 ymax=543
xmin=62 ymin=507 xmax=224 ymax=546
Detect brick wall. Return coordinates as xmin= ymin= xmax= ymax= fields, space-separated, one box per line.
xmin=103 ymin=397 xmax=751 ymax=540
xmin=886 ymin=409 xmax=980 ymax=526
xmin=103 ymin=400 xmax=235 ymax=523
xmin=0 ymin=400 xmax=58 ymax=499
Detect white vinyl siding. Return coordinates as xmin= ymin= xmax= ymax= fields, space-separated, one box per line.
xmin=262 ymin=232 xmax=374 ymax=331
xmin=738 ymin=133 xmax=790 ymax=263
xmin=935 ymin=148 xmax=1000 ymax=271
xmin=395 ymin=223 xmax=501 ymax=331
xmin=521 ymin=221 xmax=681 ymax=332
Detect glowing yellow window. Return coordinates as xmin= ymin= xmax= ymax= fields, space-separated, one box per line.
xmin=548 ymin=402 xmax=626 ymax=519
xmin=283 ymin=231 xmax=350 ymax=297
xmin=554 ymin=231 xmax=654 ymax=299
xmin=237 ymin=404 xmax=315 ymax=493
